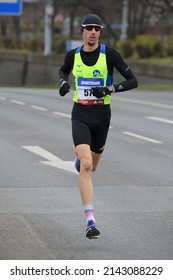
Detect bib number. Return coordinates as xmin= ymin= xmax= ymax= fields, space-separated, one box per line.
xmin=84 ymin=89 xmax=93 ymax=97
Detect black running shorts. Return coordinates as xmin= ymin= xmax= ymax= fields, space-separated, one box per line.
xmin=71 ymin=103 xmax=111 ymax=154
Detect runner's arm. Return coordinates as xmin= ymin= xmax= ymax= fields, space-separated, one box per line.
xmin=107 ymin=48 xmax=138 ymax=92
xmin=58 ymin=49 xmax=74 ymax=82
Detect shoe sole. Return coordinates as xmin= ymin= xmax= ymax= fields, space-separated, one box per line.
xmin=86 ymin=226 xmax=100 ymax=239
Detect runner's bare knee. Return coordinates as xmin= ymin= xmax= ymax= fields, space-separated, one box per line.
xmin=81 ymin=158 xmax=93 ymax=172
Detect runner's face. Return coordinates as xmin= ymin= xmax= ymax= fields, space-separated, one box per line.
xmin=82 ymin=26 xmax=101 ymax=47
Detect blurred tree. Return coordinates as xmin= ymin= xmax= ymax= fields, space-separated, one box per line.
xmin=1 ymin=0 xmax=173 ymax=49
xmin=51 ymin=0 xmax=173 ymax=38
xmin=0 ymin=18 xmax=7 ymax=35
xmin=12 ymin=16 xmax=21 ymax=47
xmin=149 ymin=0 xmax=173 ymax=14
xmin=51 ymin=0 xmax=120 ymax=39
xmin=128 ymin=0 xmax=173 ymax=37
xmin=128 ymin=0 xmax=151 ymax=38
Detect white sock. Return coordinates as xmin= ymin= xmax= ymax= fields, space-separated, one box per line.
xmin=84 ymin=205 xmax=96 ymax=225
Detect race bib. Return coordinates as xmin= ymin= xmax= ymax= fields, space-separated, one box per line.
xmin=78 ymin=77 xmax=104 ymax=100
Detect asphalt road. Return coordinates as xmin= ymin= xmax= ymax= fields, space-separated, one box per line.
xmin=0 ymin=87 xmax=173 ymax=260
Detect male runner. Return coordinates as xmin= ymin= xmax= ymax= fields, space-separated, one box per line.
xmin=59 ymin=14 xmax=138 ymax=239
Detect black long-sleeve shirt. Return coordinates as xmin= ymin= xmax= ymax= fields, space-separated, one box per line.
xmin=59 ymin=44 xmax=138 ymax=92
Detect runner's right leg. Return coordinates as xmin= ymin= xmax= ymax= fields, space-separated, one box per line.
xmin=75 ymin=144 xmax=100 ymax=239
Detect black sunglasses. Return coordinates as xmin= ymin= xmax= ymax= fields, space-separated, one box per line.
xmin=84 ymin=25 xmax=102 ymax=32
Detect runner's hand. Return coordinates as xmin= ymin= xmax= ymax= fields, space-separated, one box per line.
xmin=91 ymin=87 xmax=110 ymax=99
xmin=59 ymin=80 xmax=70 ymax=96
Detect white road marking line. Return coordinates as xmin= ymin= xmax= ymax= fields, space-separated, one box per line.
xmin=112 ymin=97 xmax=173 ymax=109
xmin=146 ymin=116 xmax=173 ymax=124
xmin=10 ymin=99 xmax=26 ymax=105
xmin=22 ymin=146 xmax=59 ymax=161
xmin=53 ymin=111 xmax=71 ymax=118
xmin=30 ymin=105 xmax=48 ymax=111
xmin=22 ymin=145 xmax=77 ymax=174
xmin=0 ymin=96 xmax=6 ymax=100
xmin=122 ymin=131 xmax=162 ymax=144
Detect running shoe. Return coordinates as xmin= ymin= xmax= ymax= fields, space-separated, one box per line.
xmin=73 ymin=145 xmax=80 ymax=173
xmin=86 ymin=220 xmax=100 ymax=239
xmin=75 ymin=158 xmax=80 ymax=173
